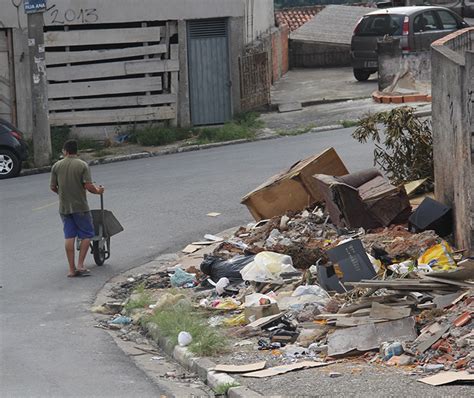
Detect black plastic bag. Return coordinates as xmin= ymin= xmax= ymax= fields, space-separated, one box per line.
xmin=200 ymin=254 xmax=255 ymax=283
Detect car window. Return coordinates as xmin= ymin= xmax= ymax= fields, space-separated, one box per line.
xmin=357 ymin=14 xmax=404 ymax=36
xmin=437 ymin=10 xmax=459 ymax=30
xmin=413 ymin=11 xmax=441 ymax=32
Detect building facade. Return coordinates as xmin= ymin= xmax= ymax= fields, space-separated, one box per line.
xmin=0 ymin=0 xmax=274 ymax=137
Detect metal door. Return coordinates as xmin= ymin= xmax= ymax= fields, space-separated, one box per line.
xmin=187 ymin=19 xmax=231 ymax=125
xmin=0 ymin=30 xmax=13 ymax=122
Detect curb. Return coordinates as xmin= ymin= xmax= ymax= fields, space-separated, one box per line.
xmin=266 ymin=96 xmax=372 ymax=112
xmin=372 ymin=90 xmax=432 ymax=104
xmin=93 ymin=252 xmax=263 ymax=397
xmin=20 ymin=124 xmax=345 ymax=178
xmin=145 ymin=323 xmax=263 ymax=397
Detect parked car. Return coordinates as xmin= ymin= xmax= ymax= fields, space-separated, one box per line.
xmin=350 ymin=6 xmax=469 ymax=81
xmin=0 ymin=119 xmax=29 ymax=179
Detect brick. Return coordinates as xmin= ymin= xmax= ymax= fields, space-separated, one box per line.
xmin=391 ymin=96 xmax=404 ymax=104
xmin=403 ymin=94 xmax=427 ymax=103
xmin=381 ymin=96 xmax=391 ymax=104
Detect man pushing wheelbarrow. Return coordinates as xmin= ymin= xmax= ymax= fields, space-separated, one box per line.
xmin=50 ymin=139 xmax=122 ymax=277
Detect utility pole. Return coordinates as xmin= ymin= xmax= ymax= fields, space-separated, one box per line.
xmin=25 ymin=0 xmax=51 ymax=167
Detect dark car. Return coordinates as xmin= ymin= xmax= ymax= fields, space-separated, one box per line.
xmin=350 ymin=6 xmax=468 ymax=81
xmin=0 ymin=118 xmax=29 ymax=179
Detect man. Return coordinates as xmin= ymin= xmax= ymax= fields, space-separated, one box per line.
xmin=50 ymin=139 xmax=104 ymax=277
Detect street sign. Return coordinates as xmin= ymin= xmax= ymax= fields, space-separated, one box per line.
xmin=24 ymin=0 xmax=47 ymax=14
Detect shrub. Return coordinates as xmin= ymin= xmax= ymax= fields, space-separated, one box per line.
xmin=352 ymin=107 xmax=433 ymax=184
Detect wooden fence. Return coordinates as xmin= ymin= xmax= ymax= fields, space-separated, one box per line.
xmin=45 ymin=22 xmax=179 ymax=132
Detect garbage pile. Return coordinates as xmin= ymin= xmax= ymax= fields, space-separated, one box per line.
xmin=94 ymin=148 xmax=473 ymax=385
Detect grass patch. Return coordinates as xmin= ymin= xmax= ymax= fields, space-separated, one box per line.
xmin=277 ymin=124 xmax=315 ymax=136
xmin=93 ymin=149 xmax=114 ymax=158
xmin=129 ymin=112 xmax=263 ymax=147
xmin=341 ymin=120 xmax=359 ymax=128
xmin=124 ymin=283 xmax=154 ymax=313
xmin=133 ymin=126 xmax=193 ymax=146
xmin=214 ymin=382 xmax=240 ymax=395
xmin=145 ymin=303 xmax=228 ymax=356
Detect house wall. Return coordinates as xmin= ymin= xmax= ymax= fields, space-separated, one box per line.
xmin=0 ymin=0 xmax=245 ymax=28
xmin=0 ymin=1 xmax=269 ymax=136
xmin=431 ymin=28 xmax=473 ymax=255
xmin=244 ymin=0 xmax=275 ymax=43
xmin=271 ymin=25 xmax=289 ymax=83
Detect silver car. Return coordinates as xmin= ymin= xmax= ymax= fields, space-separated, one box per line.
xmin=350 ymin=6 xmax=468 ymax=81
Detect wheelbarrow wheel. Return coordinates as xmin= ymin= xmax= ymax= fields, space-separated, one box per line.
xmin=93 ymin=238 xmax=109 ymax=266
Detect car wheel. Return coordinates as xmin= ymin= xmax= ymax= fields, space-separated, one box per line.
xmin=0 ymin=149 xmax=21 ymax=179
xmin=353 ymin=69 xmax=371 ymax=82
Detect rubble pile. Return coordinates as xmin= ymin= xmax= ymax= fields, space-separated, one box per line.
xmin=94 ymin=148 xmax=473 ymax=386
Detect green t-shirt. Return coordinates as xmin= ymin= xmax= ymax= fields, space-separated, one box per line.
xmin=50 ymin=157 xmax=92 ymax=215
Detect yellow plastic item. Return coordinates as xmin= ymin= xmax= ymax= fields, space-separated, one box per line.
xmin=417 ymin=241 xmax=457 ymax=271
xmin=222 ymin=313 xmax=247 ymax=327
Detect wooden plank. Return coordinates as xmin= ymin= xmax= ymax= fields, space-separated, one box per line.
xmin=46 ymin=44 xmax=167 ymax=65
xmin=48 ymin=77 xmax=162 ymax=99
xmin=48 ymin=59 xmax=179 ymax=82
xmin=49 ymin=106 xmax=175 ymax=126
xmin=45 ymin=27 xmax=162 ymax=47
xmin=49 ymin=94 xmax=176 ymax=111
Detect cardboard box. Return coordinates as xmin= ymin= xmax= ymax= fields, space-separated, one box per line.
xmin=244 ymin=303 xmax=280 ymax=322
xmin=241 ymin=147 xmax=348 ymax=221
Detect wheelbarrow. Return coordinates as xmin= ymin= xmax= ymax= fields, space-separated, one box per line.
xmin=89 ymin=193 xmax=124 ymax=266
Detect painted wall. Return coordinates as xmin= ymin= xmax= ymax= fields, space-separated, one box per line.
xmin=0 ymin=0 xmax=246 ymax=28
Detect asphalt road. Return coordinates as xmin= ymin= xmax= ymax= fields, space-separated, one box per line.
xmin=0 ymin=128 xmax=375 ymax=397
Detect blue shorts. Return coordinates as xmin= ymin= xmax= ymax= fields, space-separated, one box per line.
xmin=61 ymin=212 xmax=95 ymax=239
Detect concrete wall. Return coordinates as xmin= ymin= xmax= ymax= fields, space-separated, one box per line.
xmin=431 ymin=28 xmax=473 ymax=255
xmin=290 ymin=41 xmax=350 ymax=68
xmin=378 ymin=41 xmax=431 ymax=91
xmin=244 ymin=0 xmax=275 ymax=43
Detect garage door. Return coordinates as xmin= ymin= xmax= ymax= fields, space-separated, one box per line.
xmin=0 ymin=30 xmax=13 ymax=122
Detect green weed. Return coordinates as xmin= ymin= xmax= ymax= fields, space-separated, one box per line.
xmin=214 ymin=382 xmax=240 ymax=395
xmin=341 ymin=120 xmax=359 ymax=128
xmin=145 ymin=303 xmax=228 ymax=356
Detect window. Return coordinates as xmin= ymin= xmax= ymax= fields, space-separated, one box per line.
xmin=437 ymin=10 xmax=459 ymax=30
xmin=357 ymin=14 xmax=404 ymax=36
xmin=413 ymin=12 xmax=441 ymax=32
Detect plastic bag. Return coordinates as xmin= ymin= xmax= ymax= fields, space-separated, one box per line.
xmin=178 ymin=331 xmax=192 ymax=347
xmin=215 ymin=277 xmax=230 ymax=295
xmin=170 ymin=268 xmax=197 ymax=287
xmin=292 ymin=284 xmax=330 ymax=299
xmin=240 ymin=251 xmax=296 ymax=282
xmin=418 ymin=241 xmax=457 ymax=272
xmin=222 ymin=313 xmax=247 ymax=327
xmin=244 ymin=293 xmax=277 ymax=307
xmin=200 ymin=254 xmax=255 ymax=283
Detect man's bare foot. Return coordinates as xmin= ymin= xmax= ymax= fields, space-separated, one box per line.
xmin=67 ymin=270 xmax=81 ymax=277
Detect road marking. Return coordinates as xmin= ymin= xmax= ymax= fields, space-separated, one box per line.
xmin=33 ymin=201 xmax=58 ymax=211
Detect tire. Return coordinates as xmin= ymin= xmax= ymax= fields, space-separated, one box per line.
xmin=353 ymin=69 xmax=371 ymax=82
xmin=0 ymin=149 xmax=21 ymax=179
xmin=93 ymin=238 xmax=109 ymax=266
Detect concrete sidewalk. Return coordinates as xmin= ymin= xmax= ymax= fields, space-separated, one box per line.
xmin=271 ymin=67 xmax=378 ymax=106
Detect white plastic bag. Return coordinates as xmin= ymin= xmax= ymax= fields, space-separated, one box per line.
xmin=240 ymin=251 xmax=296 ymax=282
xmin=178 ymin=331 xmax=192 ymax=347
xmin=244 ymin=293 xmax=277 ymax=307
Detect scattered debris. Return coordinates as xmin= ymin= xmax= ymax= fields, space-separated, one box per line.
xmin=241 ymin=361 xmax=335 ymax=378
xmin=214 ymin=361 xmax=267 ymax=374
xmin=93 ymin=149 xmax=474 ymax=390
